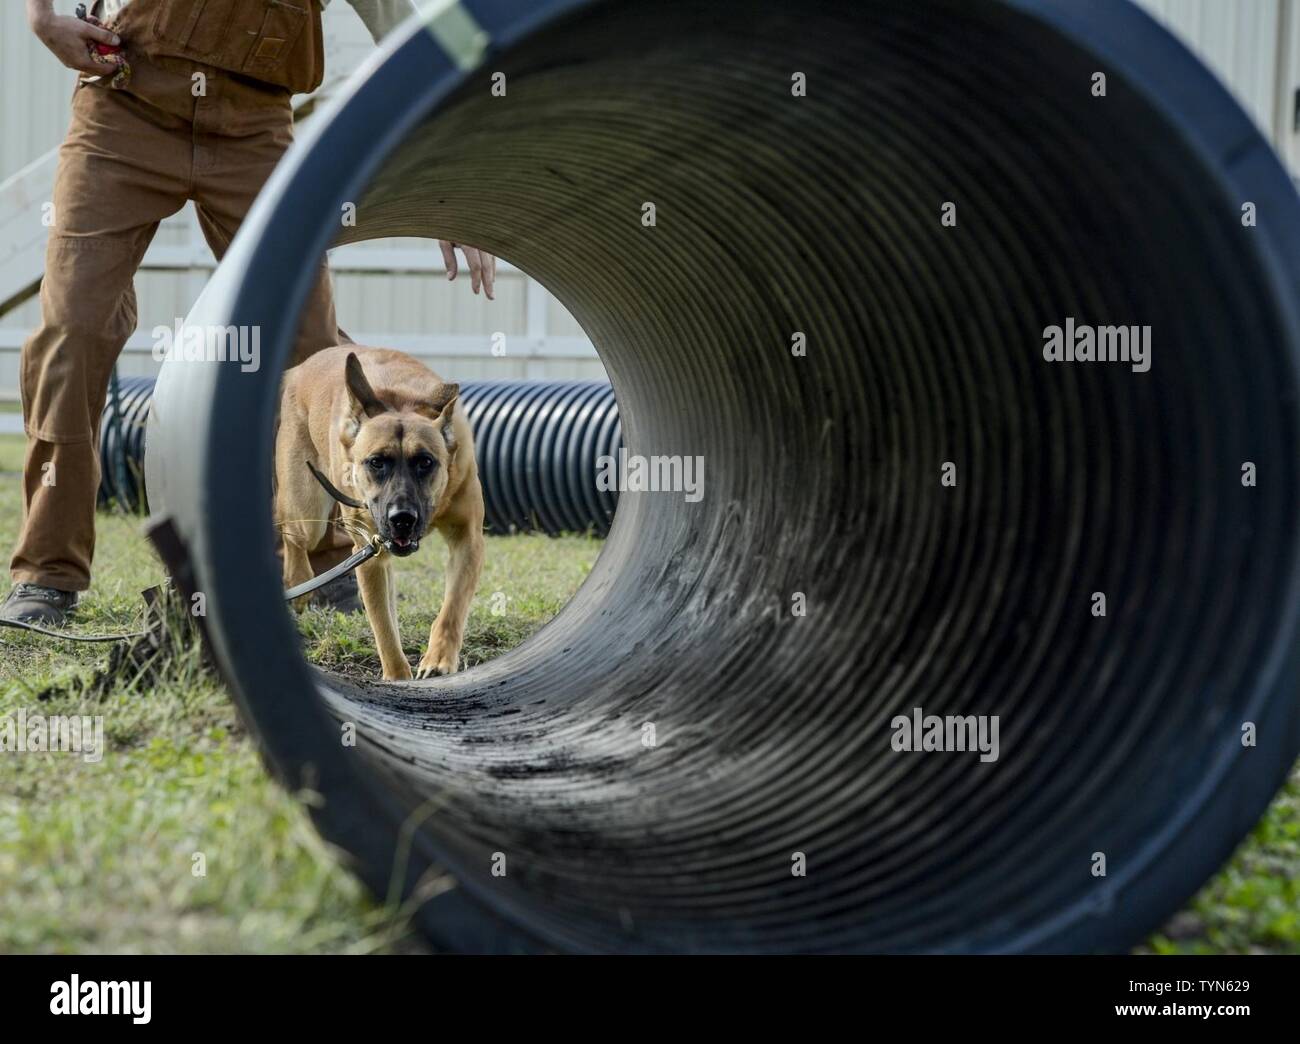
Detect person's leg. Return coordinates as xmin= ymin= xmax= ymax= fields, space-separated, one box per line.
xmin=8 ymin=83 xmax=189 ymax=608
xmin=190 ymin=73 xmax=352 ymax=580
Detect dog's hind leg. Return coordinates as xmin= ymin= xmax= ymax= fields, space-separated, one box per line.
xmin=357 ymin=557 xmax=411 ymax=680
xmin=417 ymin=511 xmax=485 ymax=678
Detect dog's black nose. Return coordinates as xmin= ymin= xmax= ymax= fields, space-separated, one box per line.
xmin=388 ymin=509 xmax=418 ymax=539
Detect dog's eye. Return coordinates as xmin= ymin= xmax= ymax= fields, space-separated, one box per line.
xmin=366 ymin=456 xmax=389 ymax=473
xmin=412 ymin=455 xmax=436 ymax=474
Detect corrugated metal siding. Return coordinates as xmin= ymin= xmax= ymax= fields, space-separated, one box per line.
xmin=0 ymin=3 xmax=78 ymax=183
xmin=0 ymin=3 xmax=598 ymax=397
xmin=4 ymin=1 xmax=1296 ymax=400
xmin=5 ymin=1 xmax=1292 ymax=179
xmin=336 ymin=269 xmax=526 ymax=336
xmin=1278 ymin=1 xmax=1300 ymax=173
xmin=1134 ymin=0 xmax=1283 ymax=139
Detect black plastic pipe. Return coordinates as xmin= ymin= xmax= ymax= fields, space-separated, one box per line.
xmin=98 ymin=376 xmax=155 ymax=513
xmin=106 ymin=377 xmax=621 ymax=534
xmin=452 ymin=378 xmax=621 ymax=535
xmin=143 ymin=0 xmax=1300 ymax=952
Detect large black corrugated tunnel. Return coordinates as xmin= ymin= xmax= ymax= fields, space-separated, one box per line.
xmin=142 ymin=0 xmax=1300 ymax=952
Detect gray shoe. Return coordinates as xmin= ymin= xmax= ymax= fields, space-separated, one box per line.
xmin=1 ymin=583 xmax=80 ymax=626
xmin=307 ymin=571 xmax=363 ymax=614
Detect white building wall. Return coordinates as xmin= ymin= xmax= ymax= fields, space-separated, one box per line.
xmin=0 ymin=3 xmax=77 ymax=184
xmin=1 ymin=1 xmax=1297 ymax=399
xmin=0 ymin=1 xmax=604 ymax=399
xmin=1136 ymin=0 xmax=1299 ymax=166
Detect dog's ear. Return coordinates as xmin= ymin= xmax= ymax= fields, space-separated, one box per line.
xmin=344 ymin=353 xmax=387 ymax=421
xmin=431 ymin=383 xmax=460 ymax=451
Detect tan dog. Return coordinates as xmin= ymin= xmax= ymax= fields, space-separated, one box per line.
xmin=275 ymin=346 xmax=484 ymax=680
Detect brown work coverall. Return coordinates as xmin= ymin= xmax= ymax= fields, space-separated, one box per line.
xmin=13 ymin=0 xmax=342 ymax=592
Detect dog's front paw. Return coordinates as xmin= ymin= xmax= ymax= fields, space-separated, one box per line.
xmin=382 ymin=659 xmax=414 ymax=681
xmin=416 ymin=643 xmax=460 ymax=678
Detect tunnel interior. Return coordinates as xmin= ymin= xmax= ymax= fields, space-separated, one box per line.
xmin=152 ymin=0 xmax=1300 ymax=952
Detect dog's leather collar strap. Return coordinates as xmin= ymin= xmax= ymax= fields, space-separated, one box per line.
xmin=306 ymin=459 xmax=365 ymax=509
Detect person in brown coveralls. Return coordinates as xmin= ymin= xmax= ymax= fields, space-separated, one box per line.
xmin=5 ymin=0 xmax=496 ymax=625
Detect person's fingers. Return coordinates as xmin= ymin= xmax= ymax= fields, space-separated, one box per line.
xmin=77 ymin=21 xmax=122 ymax=47
xmin=439 ymin=241 xmax=496 ymax=297
xmin=439 ymin=240 xmax=458 ymax=281
xmin=64 ymin=48 xmax=107 ymax=74
xmin=463 ymin=247 xmax=484 ymax=295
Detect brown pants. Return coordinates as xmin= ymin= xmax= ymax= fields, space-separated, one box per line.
xmin=12 ymin=57 xmax=341 ymax=592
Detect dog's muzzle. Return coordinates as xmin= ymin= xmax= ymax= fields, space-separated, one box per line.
xmin=385 ymin=509 xmax=421 ymax=556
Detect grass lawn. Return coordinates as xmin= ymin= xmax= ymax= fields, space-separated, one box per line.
xmin=0 ymin=429 xmax=1297 ymax=953
xmin=0 ymin=432 xmax=600 ymax=953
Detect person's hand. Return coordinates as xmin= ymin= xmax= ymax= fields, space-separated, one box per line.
xmin=28 ymin=4 xmax=120 ymax=76
xmin=439 ymin=241 xmax=496 ymax=300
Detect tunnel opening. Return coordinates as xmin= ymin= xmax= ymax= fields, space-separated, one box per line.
xmin=146 ymin=0 xmax=1300 ymax=953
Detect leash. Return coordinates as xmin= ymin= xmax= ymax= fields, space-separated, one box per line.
xmin=2 ymin=462 xmax=386 ymax=643
xmin=0 ymin=617 xmax=151 ymax=643
xmin=283 ymin=533 xmax=385 ymax=601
